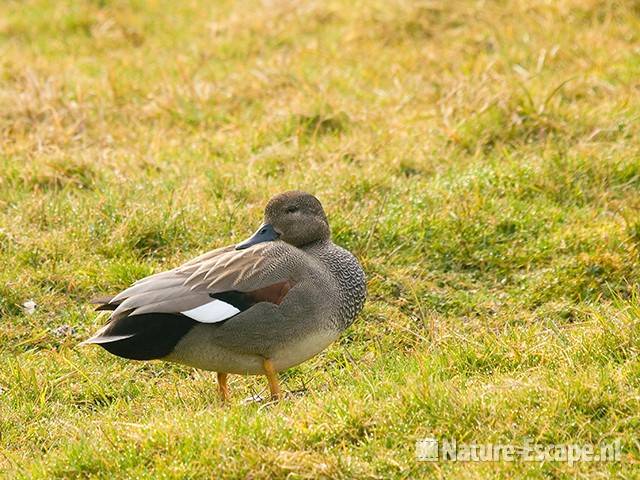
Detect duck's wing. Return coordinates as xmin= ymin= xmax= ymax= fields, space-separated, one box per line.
xmin=83 ymin=242 xmax=300 ymax=359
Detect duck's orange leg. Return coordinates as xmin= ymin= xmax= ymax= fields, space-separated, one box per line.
xmin=217 ymin=372 xmax=230 ymax=403
xmin=262 ymin=358 xmax=282 ymax=400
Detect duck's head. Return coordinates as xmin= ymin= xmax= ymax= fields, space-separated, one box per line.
xmin=236 ymin=191 xmax=330 ymax=250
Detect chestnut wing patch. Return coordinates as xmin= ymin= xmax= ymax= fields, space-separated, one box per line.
xmin=210 ymin=280 xmax=293 ymax=313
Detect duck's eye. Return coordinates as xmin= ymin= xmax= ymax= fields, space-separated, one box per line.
xmin=286 ymin=206 xmax=299 ymax=214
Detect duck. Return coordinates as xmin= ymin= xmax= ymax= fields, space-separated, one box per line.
xmin=82 ymin=191 xmax=367 ymax=402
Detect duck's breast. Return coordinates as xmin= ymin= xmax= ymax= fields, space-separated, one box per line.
xmin=270 ymin=328 xmax=339 ymax=371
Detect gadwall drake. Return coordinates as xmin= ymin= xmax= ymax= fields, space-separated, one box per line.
xmin=83 ymin=191 xmax=366 ymax=401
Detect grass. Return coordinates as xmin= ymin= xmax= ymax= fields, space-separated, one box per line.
xmin=1 ymin=0 xmax=640 ymax=477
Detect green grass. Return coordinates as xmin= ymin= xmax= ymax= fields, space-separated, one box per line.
xmin=1 ymin=0 xmax=640 ymax=477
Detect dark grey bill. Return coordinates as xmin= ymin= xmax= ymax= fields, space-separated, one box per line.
xmin=235 ymin=223 xmax=280 ymax=250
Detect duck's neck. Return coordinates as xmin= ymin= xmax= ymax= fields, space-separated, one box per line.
xmin=302 ymin=239 xmax=367 ymax=330
xmin=299 ymin=238 xmax=332 ymax=253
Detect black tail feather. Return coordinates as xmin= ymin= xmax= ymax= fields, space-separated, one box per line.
xmin=91 ymin=313 xmax=197 ymax=360
xmin=90 ymin=295 xmax=119 ymax=311
xmin=95 ymin=303 xmax=118 ymax=311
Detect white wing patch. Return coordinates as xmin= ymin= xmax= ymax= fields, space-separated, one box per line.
xmin=181 ymin=299 xmax=240 ymax=323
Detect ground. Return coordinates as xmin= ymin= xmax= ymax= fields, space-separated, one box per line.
xmin=1 ymin=0 xmax=640 ymax=478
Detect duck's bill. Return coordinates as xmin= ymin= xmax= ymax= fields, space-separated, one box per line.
xmin=235 ymin=223 xmax=280 ymax=250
